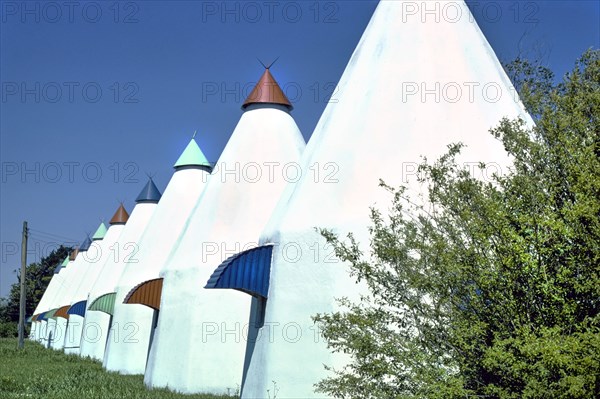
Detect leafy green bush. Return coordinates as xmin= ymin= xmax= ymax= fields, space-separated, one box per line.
xmin=315 ymin=50 xmax=600 ymax=398
xmin=0 ymin=322 xmax=17 ymax=338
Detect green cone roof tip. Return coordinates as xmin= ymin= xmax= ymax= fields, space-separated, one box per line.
xmin=92 ymin=222 xmax=107 ymax=240
xmin=173 ymin=138 xmax=211 ymax=169
xmin=61 ymin=256 xmax=69 ymax=267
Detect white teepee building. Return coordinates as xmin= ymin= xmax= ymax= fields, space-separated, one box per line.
xmin=207 ymin=1 xmax=533 ymax=398
xmin=143 ymin=68 xmax=306 ymax=394
xmin=40 ymin=248 xmax=83 ymax=344
xmin=103 ymin=138 xmax=212 ymax=375
xmin=29 ymin=255 xmax=69 ymax=343
xmin=63 ymin=207 xmax=129 ymax=355
xmin=34 ymin=239 xmax=91 ymax=345
xmin=46 ymin=254 xmax=79 ymax=350
xmin=79 ymin=179 xmax=162 ymax=361
xmin=49 ymin=223 xmax=107 ymax=350
xmin=41 ymin=255 xmax=78 ymax=348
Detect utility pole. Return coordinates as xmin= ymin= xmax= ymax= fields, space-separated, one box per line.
xmin=18 ymin=221 xmax=28 ymax=349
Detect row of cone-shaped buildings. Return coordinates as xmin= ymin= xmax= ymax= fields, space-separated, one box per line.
xmin=28 ymin=2 xmax=532 ymax=397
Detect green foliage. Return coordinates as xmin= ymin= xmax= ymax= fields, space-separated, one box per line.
xmin=2 ymin=245 xmax=71 ymax=323
xmin=0 ymin=298 xmax=10 ymax=323
xmin=503 ymin=57 xmax=554 ymax=119
xmin=0 ymin=338 xmax=237 ymax=399
xmin=314 ymin=50 xmax=600 ymax=399
xmin=0 ymin=322 xmax=18 ymax=338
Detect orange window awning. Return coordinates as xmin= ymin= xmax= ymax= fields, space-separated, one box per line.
xmin=124 ymin=278 xmax=163 ymax=310
xmin=54 ymin=305 xmax=71 ymax=319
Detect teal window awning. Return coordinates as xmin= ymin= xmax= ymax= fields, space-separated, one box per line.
xmin=88 ymin=293 xmax=117 ymax=315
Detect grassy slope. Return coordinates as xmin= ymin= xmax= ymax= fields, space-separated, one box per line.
xmin=0 ymin=338 xmax=237 ymax=399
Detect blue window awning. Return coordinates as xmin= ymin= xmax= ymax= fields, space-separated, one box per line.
xmin=67 ymin=300 xmax=87 ymax=317
xmin=37 ymin=311 xmax=47 ymax=322
xmin=205 ymin=245 xmax=273 ymax=299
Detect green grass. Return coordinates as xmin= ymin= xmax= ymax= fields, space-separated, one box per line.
xmin=0 ymin=338 xmax=238 ymax=399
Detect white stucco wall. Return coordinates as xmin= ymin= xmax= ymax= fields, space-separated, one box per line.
xmin=63 ymin=223 xmax=125 ymax=355
xmin=37 ymin=254 xmax=82 ymax=345
xmin=241 ymin=1 xmax=533 ymax=398
xmin=104 ymin=166 xmax=211 ymax=375
xmin=79 ymin=202 xmax=158 ymax=361
xmin=31 ymin=268 xmax=64 ymax=344
xmin=48 ymin=258 xmax=76 ymax=349
xmin=144 ymin=104 xmax=305 ymax=394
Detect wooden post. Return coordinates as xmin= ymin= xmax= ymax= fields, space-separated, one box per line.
xmin=18 ymin=221 xmax=28 ymax=349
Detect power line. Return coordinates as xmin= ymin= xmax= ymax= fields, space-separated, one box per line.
xmin=28 ymin=233 xmax=77 ymax=243
xmin=29 ymin=229 xmax=78 ymax=242
xmin=29 ymin=233 xmax=76 ymax=241
xmin=28 ymin=236 xmax=76 ymax=246
xmin=28 ymin=237 xmax=56 ymax=245
xmin=28 ymin=228 xmax=79 ymax=242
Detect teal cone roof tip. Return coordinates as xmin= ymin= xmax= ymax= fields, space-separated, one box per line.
xmin=92 ymin=222 xmax=107 ymax=240
xmin=136 ymin=178 xmax=162 ymax=203
xmin=173 ymin=138 xmax=211 ymax=169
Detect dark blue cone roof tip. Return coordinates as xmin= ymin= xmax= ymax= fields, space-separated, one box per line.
xmin=205 ymin=244 xmax=274 ymax=299
xmin=67 ymin=300 xmax=87 ymax=317
xmin=136 ymin=178 xmax=162 ymax=203
xmin=79 ymin=235 xmax=92 ymax=251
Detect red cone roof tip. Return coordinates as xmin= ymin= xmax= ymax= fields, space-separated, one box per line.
xmin=110 ymin=204 xmax=129 ymax=225
xmin=242 ymin=68 xmax=293 ymax=111
xmin=69 ymin=248 xmax=79 ymax=261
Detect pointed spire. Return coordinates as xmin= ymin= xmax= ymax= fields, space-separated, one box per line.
xmin=110 ymin=204 xmax=129 ymax=225
xmin=69 ymin=248 xmax=79 ymax=261
xmin=92 ymin=222 xmax=107 ymax=241
xmin=61 ymin=256 xmax=69 ymax=267
xmin=136 ymin=178 xmax=162 ymax=203
xmin=242 ymin=68 xmax=292 ymax=111
xmin=79 ymin=235 xmax=92 ymax=251
xmin=173 ymin=138 xmax=212 ymax=170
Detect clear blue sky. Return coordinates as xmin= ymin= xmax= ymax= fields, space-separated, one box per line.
xmin=1 ymin=0 xmax=598 ymax=298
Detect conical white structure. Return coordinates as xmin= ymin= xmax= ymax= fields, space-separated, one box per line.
xmin=79 ymin=179 xmax=161 ymax=361
xmin=40 ymin=256 xmax=74 ymax=347
xmin=47 ymin=255 xmax=79 ymax=349
xmin=30 ymin=255 xmax=69 ymax=343
xmin=35 ymin=245 xmax=86 ymax=345
xmin=103 ymin=138 xmax=212 ymax=375
xmin=30 ymin=267 xmax=59 ymax=343
xmin=63 ymin=208 xmax=128 ymax=355
xmin=49 ymin=224 xmax=106 ymax=350
xmin=236 ymin=1 xmax=533 ymax=398
xmin=144 ymin=69 xmax=306 ymax=394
